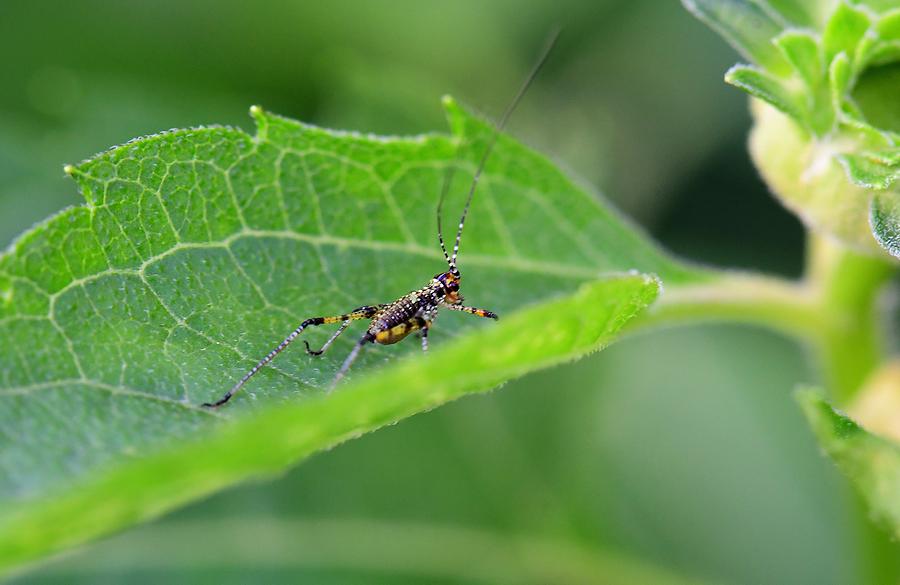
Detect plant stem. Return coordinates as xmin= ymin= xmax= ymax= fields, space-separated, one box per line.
xmin=804 ymin=235 xmax=894 ymax=403
xmin=630 ymin=233 xmax=895 ymax=403
xmin=802 ymin=237 xmax=900 ymax=585
xmin=627 ymin=272 xmax=820 ymax=342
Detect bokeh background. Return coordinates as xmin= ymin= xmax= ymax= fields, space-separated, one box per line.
xmin=1 ymin=1 xmax=891 ymax=583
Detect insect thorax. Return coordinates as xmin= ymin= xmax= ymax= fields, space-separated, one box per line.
xmin=365 ymin=280 xmax=445 ymax=345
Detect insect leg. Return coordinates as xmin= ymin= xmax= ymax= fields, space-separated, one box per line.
xmin=329 ymin=332 xmax=375 ymax=391
xmin=416 ymin=316 xmax=431 ymax=352
xmin=304 ymin=320 xmax=350 ymax=356
xmin=444 ymin=304 xmax=499 ymax=320
xmin=302 ymin=305 xmax=380 ymax=356
xmin=420 ymin=321 xmax=431 ymax=351
xmin=204 ymin=306 xmax=380 ymax=408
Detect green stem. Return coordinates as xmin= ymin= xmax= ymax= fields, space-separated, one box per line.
xmin=628 ymin=272 xmax=820 ymax=342
xmin=805 ymin=235 xmax=894 ymax=404
xmin=633 ymin=236 xmax=897 ymax=581
xmin=631 ymin=233 xmax=894 ymax=403
xmin=804 ymin=238 xmax=900 ymax=585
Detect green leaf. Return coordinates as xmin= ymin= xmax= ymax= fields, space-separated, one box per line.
xmin=797 ymin=389 xmax=900 ymax=537
xmin=840 ymin=149 xmax=900 ymax=189
xmin=828 ymin=51 xmax=854 ymax=110
xmin=870 ymin=189 xmax=900 ymax=257
xmin=857 ymin=0 xmax=900 ymax=15
xmin=681 ymin=0 xmax=791 ymax=75
xmin=877 ymin=8 xmax=900 ymax=40
xmin=775 ymin=30 xmax=824 ymax=87
xmin=764 ymin=0 xmax=829 ymax=27
xmin=0 ymin=98 xmax=697 ymax=572
xmin=725 ymin=64 xmax=806 ymax=124
xmin=0 ymin=274 xmax=660 ymax=573
xmin=773 ymin=30 xmax=836 ymax=132
xmin=822 ymin=1 xmax=871 ymax=64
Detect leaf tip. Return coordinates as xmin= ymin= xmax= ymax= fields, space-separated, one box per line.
xmin=794 ymin=385 xmax=822 ymax=410
xmin=249 ymin=104 xmax=269 ymax=141
xmin=62 ymin=164 xmax=76 ymax=177
xmin=795 ymin=386 xmax=862 ymax=442
xmin=441 ymin=95 xmax=467 ymax=138
xmin=644 ymin=272 xmax=663 ymax=295
xmin=723 ymin=62 xmax=751 ymax=82
xmin=723 ymin=63 xmax=755 ymax=88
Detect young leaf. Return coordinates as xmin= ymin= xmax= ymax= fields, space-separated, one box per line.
xmin=877 ymin=8 xmax=900 ymax=40
xmin=725 ymin=64 xmax=806 ymax=124
xmin=840 ymin=150 xmax=900 ymax=189
xmin=822 ymin=1 xmax=870 ymax=64
xmin=0 ymin=99 xmax=701 ymax=572
xmin=828 ymin=51 xmax=853 ymax=110
xmin=870 ymin=189 xmax=900 ymax=257
xmin=764 ymin=0 xmax=826 ymax=28
xmin=797 ymin=389 xmax=900 ymax=538
xmin=863 ymin=0 xmax=900 ymax=15
xmin=775 ymin=30 xmax=824 ymax=88
xmin=681 ymin=0 xmax=791 ymax=75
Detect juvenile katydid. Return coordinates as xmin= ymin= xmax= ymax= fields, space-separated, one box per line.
xmin=204 ymin=31 xmax=559 ymax=408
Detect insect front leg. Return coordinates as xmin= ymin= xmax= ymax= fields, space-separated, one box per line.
xmin=444 ymin=304 xmax=499 ymax=320
xmin=204 ymin=305 xmax=381 ymax=408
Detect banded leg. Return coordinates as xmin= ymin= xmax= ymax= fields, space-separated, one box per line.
xmin=204 ymin=305 xmax=380 ymax=408
xmin=420 ymin=323 xmax=430 ymax=352
xmin=418 ymin=317 xmax=431 ymax=352
xmin=329 ymin=332 xmax=375 ymax=391
xmin=445 ymin=304 xmax=499 ymax=320
xmin=304 ymin=320 xmax=350 ymax=356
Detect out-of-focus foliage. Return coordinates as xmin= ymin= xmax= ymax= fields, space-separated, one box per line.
xmin=688 ymin=0 xmax=900 ymax=256
xmin=800 ymin=389 xmax=900 ymax=540
xmin=0 ymin=1 xmax=746 ymax=246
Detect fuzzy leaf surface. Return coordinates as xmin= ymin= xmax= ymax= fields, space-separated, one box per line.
xmin=0 ymin=99 xmax=703 ymax=572
xmin=798 ymin=389 xmax=900 ymax=537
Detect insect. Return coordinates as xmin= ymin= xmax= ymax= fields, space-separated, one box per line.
xmin=203 ymin=31 xmax=559 ymax=408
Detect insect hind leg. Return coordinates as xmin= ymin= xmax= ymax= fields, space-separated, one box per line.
xmin=204 ymin=306 xmax=379 ymax=408
xmin=303 ymin=305 xmax=383 ymax=357
xmin=329 ymin=332 xmax=375 ymax=391
xmin=304 ymin=320 xmax=351 ymax=356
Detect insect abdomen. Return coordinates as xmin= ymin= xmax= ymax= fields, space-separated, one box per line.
xmin=374 ymin=319 xmax=422 ymax=345
xmin=368 ymin=284 xmax=442 ymax=344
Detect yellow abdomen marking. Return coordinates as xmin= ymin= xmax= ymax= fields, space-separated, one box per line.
xmin=374 ymin=321 xmax=420 ymax=345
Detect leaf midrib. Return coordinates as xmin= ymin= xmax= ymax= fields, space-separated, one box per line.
xmin=7 ymin=228 xmax=605 ymax=303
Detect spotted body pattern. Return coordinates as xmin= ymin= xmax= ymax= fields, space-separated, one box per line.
xmin=203 ymin=31 xmax=557 ymax=408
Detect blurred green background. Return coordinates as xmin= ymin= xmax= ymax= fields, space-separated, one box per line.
xmin=1 ymin=0 xmax=884 ymax=583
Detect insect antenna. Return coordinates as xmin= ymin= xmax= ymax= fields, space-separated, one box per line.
xmin=447 ymin=27 xmax=561 ymax=272
xmin=436 ymin=166 xmax=456 ymax=269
